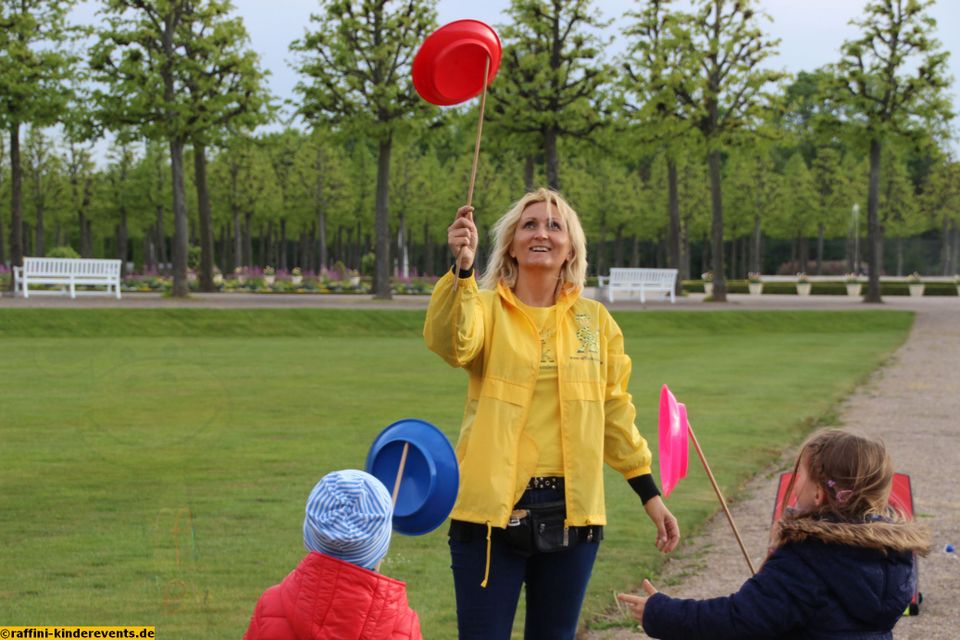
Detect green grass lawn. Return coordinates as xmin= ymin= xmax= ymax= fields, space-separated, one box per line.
xmin=0 ymin=309 xmax=912 ymax=637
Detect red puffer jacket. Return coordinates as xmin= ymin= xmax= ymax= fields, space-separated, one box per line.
xmin=243 ymin=552 xmax=423 ymax=640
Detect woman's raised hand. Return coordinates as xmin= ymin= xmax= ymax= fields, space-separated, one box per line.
xmin=448 ymin=205 xmax=478 ymax=271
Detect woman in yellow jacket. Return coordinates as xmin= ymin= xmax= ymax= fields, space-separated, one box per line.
xmin=424 ymin=188 xmax=680 ymax=640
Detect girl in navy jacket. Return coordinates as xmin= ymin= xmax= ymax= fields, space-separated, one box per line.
xmin=618 ymin=429 xmax=930 ymax=640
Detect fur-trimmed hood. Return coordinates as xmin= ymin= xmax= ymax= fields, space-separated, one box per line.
xmin=775 ymin=516 xmax=931 ymax=556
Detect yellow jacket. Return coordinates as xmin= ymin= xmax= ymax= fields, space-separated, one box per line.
xmin=423 ymin=270 xmax=653 ymax=528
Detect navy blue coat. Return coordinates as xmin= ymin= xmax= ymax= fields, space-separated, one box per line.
xmin=642 ymin=517 xmax=927 ymax=640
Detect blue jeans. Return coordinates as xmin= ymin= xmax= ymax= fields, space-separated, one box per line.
xmin=449 ymin=487 xmax=601 ymax=640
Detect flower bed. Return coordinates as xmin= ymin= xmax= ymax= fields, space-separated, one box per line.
xmin=118 ymin=271 xmax=438 ymax=295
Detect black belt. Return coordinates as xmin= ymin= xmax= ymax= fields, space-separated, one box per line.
xmin=448 ymin=519 xmax=603 ymax=544
xmin=527 ymin=476 xmax=564 ymax=491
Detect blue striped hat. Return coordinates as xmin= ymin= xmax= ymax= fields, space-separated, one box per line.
xmin=303 ymin=469 xmax=393 ymax=570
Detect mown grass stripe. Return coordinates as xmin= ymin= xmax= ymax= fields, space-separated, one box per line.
xmin=0 ymin=308 xmax=913 ymax=338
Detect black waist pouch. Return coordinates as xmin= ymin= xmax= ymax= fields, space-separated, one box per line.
xmin=506 ymin=501 xmax=602 ymax=555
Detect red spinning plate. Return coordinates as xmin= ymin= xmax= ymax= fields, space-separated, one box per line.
xmin=412 ymin=19 xmax=502 ymax=106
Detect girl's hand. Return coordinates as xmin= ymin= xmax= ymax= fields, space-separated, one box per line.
xmin=447 ymin=205 xmax=478 ymax=270
xmin=617 ymin=579 xmax=659 ymax=623
xmin=643 ymin=495 xmax=681 ymax=553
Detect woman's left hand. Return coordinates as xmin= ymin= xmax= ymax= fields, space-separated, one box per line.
xmin=643 ymin=496 xmax=680 ymax=553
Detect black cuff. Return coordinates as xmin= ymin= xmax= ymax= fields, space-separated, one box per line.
xmin=451 ymin=263 xmax=474 ymax=279
xmin=628 ymin=474 xmax=661 ymax=505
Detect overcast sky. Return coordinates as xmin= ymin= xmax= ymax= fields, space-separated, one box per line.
xmin=72 ymin=0 xmax=959 ymax=144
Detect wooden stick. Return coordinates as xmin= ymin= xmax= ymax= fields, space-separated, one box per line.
xmin=688 ymin=423 xmax=757 ymax=576
xmin=454 ymin=54 xmax=491 ymax=290
xmin=391 ymin=442 xmax=410 ymax=505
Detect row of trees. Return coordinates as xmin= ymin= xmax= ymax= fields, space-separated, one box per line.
xmin=3 ymin=119 xmax=955 ymax=282
xmin=0 ymin=0 xmax=955 ymax=301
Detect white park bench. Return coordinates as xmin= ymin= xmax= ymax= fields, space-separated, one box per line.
xmin=13 ymin=257 xmax=122 ymax=299
xmin=597 ymin=268 xmax=678 ymax=303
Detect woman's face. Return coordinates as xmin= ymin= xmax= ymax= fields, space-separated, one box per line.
xmin=509 ymin=201 xmax=572 ymax=277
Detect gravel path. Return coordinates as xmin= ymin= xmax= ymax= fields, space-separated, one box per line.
xmin=586 ymin=302 xmax=960 ymax=640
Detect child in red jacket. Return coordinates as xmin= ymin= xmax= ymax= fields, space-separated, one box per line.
xmin=244 ymin=469 xmax=422 ymax=640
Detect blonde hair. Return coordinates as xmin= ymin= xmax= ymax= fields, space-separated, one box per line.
xmin=479 ymin=188 xmax=588 ymax=293
xmin=782 ymin=429 xmax=896 ymax=522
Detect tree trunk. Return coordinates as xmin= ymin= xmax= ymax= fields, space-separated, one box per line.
xmin=423 ymin=220 xmax=433 ymax=276
xmin=667 ymin=156 xmax=681 ymax=294
xmin=799 ymin=235 xmax=809 ymax=274
xmin=117 ymin=205 xmax=129 ymax=275
xmin=265 ymin=221 xmax=274 ymax=267
xmin=336 ymin=224 xmax=343 ymax=267
xmin=79 ymin=175 xmax=94 ymax=258
xmin=315 ymin=200 xmax=328 ymax=272
xmin=309 ymin=225 xmax=315 ymax=271
xmin=950 ymin=220 xmax=959 ymax=275
xmin=701 ymin=233 xmax=709 ymax=279
xmin=708 ymin=149 xmax=726 ymax=301
xmin=0 ymin=194 xmax=6 ymax=266
xmin=279 ymin=217 xmax=287 ymax=271
xmin=740 ymin=235 xmax=751 ymax=275
xmin=544 ymin=126 xmax=560 ymax=190
xmin=10 ymin=123 xmax=24 ymax=283
xmin=373 ymin=137 xmax=393 ymax=299
xmin=865 ymin=137 xmax=883 ymax=303
xmin=816 ymin=223 xmax=824 ymax=275
xmin=631 ymin=235 xmax=640 ymax=268
xmin=948 ymin=222 xmax=960 ymax=275
xmin=681 ymin=216 xmax=692 ymax=280
xmin=300 ymin=229 xmax=309 ymax=272
xmin=169 ymin=136 xmax=189 ymax=297
xmin=895 ymin=236 xmax=904 ymax=276
xmin=244 ymin=211 xmax=253 ymax=269
xmin=846 ymin=230 xmax=854 ymax=274
xmin=941 ymin=216 xmax=950 ymax=275
xmin=597 ymin=219 xmax=607 ymax=276
xmin=156 ymin=205 xmax=167 ymax=271
xmin=613 ymin=226 xmax=624 ymax=268
xmin=193 ymin=142 xmax=215 ymax=292
xmin=143 ymin=235 xmax=154 ymax=273
xmin=232 ymin=209 xmax=242 ymax=270
xmin=730 ymin=235 xmax=738 ymax=279
xmin=78 ymin=213 xmax=89 ymax=258
xmin=34 ymin=199 xmax=45 ymax=257
xmin=397 ymin=211 xmax=409 ymax=279
xmin=878 ymin=224 xmax=885 ymax=278
xmin=219 ymin=224 xmax=228 ymax=274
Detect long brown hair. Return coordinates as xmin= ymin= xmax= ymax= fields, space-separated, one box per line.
xmin=781 ymin=429 xmax=896 ymax=521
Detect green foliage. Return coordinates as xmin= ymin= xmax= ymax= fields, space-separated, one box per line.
xmin=0 ymin=0 xmax=81 ymax=129
xmin=188 ymin=246 xmax=201 ymax=269
xmin=290 ymin=0 xmax=437 ymax=140
xmin=830 ymin=0 xmax=953 ymax=139
xmin=489 ymin=0 xmax=612 ymax=187
xmin=360 ymin=251 xmax=376 ymax=277
xmin=47 ymin=245 xmax=80 ymax=259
